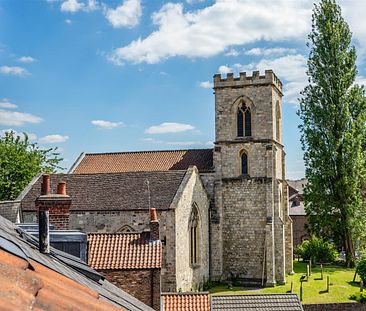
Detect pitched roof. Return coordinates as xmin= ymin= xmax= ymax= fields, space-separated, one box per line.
xmin=161 ymin=292 xmax=210 ymax=311
xmin=0 ymin=215 xmax=154 ymax=311
xmin=70 ymin=149 xmax=214 ymax=174
xmin=88 ymin=232 xmax=162 ymax=270
xmin=211 ymin=294 xmax=303 ymax=311
xmin=20 ymin=171 xmax=186 ymax=212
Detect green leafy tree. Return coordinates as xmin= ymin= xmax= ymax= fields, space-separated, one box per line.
xmin=0 ymin=131 xmax=63 ymax=201
xmin=298 ymin=0 xmax=366 ymax=267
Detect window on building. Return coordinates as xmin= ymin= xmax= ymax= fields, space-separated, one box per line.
xmin=237 ymin=103 xmax=252 ymax=137
xmin=241 ymin=152 xmax=248 ymax=175
xmin=189 ymin=205 xmax=199 ymax=265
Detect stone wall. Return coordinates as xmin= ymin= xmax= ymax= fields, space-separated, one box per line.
xmin=303 ymin=303 xmax=366 ymax=311
xmin=0 ymin=201 xmax=21 ymax=222
xmin=23 ymin=208 xmax=177 ymax=292
xmin=212 ymin=70 xmax=290 ymax=285
xmin=99 ymin=269 xmax=161 ymax=310
xmin=174 ymin=167 xmax=210 ymax=292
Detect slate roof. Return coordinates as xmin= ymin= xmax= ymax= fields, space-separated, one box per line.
xmin=88 ymin=232 xmax=162 ymax=270
xmin=0 ymin=215 xmax=154 ymax=311
xmin=20 ymin=171 xmax=186 ymax=212
xmin=288 ymin=179 xmax=307 ymax=217
xmin=161 ymin=292 xmax=210 ymax=311
xmin=211 ymin=294 xmax=303 ymax=311
xmin=70 ymin=149 xmax=214 ymax=174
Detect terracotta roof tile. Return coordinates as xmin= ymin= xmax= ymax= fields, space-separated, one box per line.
xmin=0 ymin=249 xmax=123 ymax=311
xmin=88 ymin=232 xmax=162 ymax=270
xmin=162 ymin=293 xmax=210 ymax=311
xmin=72 ymin=149 xmax=214 ymax=174
xmin=21 ymin=171 xmax=186 ymax=212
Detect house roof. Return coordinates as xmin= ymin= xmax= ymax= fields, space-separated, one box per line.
xmin=70 ymin=149 xmax=214 ymax=174
xmin=211 ymin=294 xmax=303 ymax=311
xmin=88 ymin=232 xmax=162 ymax=270
xmin=20 ymin=171 xmax=186 ymax=212
xmin=0 ymin=215 xmax=154 ymax=311
xmin=161 ymin=292 xmax=210 ymax=311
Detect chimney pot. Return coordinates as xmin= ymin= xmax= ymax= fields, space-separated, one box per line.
xmin=57 ymin=182 xmax=67 ymax=195
xmin=150 ymin=208 xmax=158 ymax=221
xmin=41 ymin=174 xmax=51 ymax=195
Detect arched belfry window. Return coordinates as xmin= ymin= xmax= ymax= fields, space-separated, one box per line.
xmin=189 ymin=205 xmax=199 ymax=265
xmin=241 ymin=152 xmax=248 ymax=175
xmin=237 ymin=103 xmax=252 ymax=137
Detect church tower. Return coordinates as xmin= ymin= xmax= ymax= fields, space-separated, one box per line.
xmin=211 ymin=70 xmax=293 ymax=286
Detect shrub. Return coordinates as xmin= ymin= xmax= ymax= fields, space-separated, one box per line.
xmin=350 ymin=292 xmax=366 ymax=303
xmin=356 ymin=252 xmax=366 ymax=284
xmin=297 ymin=236 xmax=338 ymax=263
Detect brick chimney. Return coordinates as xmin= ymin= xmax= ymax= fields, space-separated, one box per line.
xmin=35 ymin=175 xmax=72 ymax=232
xmin=149 ymin=208 xmax=159 ymax=240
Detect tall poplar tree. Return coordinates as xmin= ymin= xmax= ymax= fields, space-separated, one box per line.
xmin=299 ymin=0 xmax=366 ymax=267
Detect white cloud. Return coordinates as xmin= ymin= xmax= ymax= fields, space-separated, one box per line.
xmin=245 ymin=47 xmax=297 ymax=56
xmin=199 ymin=81 xmax=213 ymax=89
xmin=109 ymin=1 xmax=312 ymax=64
xmin=17 ymin=56 xmax=35 ymax=63
xmin=61 ymin=0 xmax=85 ymax=12
xmin=91 ymin=119 xmax=123 ymax=129
xmin=39 ymin=134 xmax=69 ymax=144
xmin=0 ymin=99 xmax=17 ymax=109
xmin=84 ymin=0 xmax=99 ymax=12
xmin=218 ymin=65 xmax=231 ymax=75
xmin=145 ymin=122 xmax=195 ymax=134
xmin=0 ymin=129 xmax=37 ymax=141
xmin=356 ymin=76 xmax=366 ymax=87
xmin=142 ymin=137 xmax=203 ymax=146
xmin=220 ymin=54 xmax=307 ymax=105
xmin=225 ymin=48 xmax=240 ymax=57
xmin=0 ymin=109 xmax=42 ymax=126
xmin=0 ymin=66 xmax=29 ymax=76
xmin=65 ymin=19 xmax=72 ymax=24
xmin=104 ymin=0 xmax=142 ymax=28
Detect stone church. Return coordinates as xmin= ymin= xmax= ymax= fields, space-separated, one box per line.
xmin=16 ymin=69 xmax=293 ymax=292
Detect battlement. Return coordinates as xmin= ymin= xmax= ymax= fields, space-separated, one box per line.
xmin=213 ymin=70 xmax=282 ymax=94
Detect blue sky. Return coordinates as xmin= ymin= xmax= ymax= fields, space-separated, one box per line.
xmin=1 ymin=0 xmax=366 ymax=179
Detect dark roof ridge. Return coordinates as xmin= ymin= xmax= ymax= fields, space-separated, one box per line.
xmin=84 ymin=148 xmax=213 ymax=156
xmin=47 ymin=170 xmax=188 ymax=177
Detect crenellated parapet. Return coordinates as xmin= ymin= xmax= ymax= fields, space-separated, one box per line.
xmin=213 ymin=70 xmax=283 ymax=94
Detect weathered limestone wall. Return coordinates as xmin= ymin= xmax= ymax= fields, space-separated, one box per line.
xmin=0 ymin=201 xmax=21 ymax=223
xmin=174 ymin=168 xmax=210 ymax=291
xmin=22 ymin=208 xmax=177 ymax=292
xmin=212 ymin=70 xmax=291 ymax=285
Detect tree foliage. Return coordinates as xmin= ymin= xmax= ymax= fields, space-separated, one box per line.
xmin=0 ymin=131 xmax=63 ymax=201
xmin=356 ymin=252 xmax=366 ymax=284
xmin=296 ymin=236 xmax=338 ymax=264
xmin=298 ymin=0 xmax=366 ymax=267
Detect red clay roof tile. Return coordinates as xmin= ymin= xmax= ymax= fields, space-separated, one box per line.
xmin=162 ymin=293 xmax=210 ymax=311
xmin=72 ymin=149 xmax=213 ymax=174
xmin=88 ymin=232 xmax=162 ymax=270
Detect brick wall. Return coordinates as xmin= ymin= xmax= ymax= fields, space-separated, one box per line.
xmin=303 ymin=303 xmax=366 ymax=311
xmin=99 ymin=269 xmax=161 ymax=310
xmin=291 ymin=215 xmax=309 ymax=246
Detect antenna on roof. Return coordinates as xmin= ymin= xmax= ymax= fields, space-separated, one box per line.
xmin=145 ymin=179 xmax=151 ymax=210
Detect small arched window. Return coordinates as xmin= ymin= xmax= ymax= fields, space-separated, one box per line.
xmin=189 ymin=205 xmax=199 ymax=265
xmin=237 ymin=103 xmax=252 ymax=137
xmin=118 ymin=225 xmax=135 ymax=233
xmin=241 ymin=152 xmax=248 ymax=175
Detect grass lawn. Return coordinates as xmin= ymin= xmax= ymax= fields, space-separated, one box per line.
xmin=209 ymin=261 xmax=362 ymax=304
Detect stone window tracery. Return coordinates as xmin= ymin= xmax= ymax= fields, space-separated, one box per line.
xmin=237 ymin=103 xmax=252 ymax=137
xmin=189 ymin=205 xmax=199 ymax=265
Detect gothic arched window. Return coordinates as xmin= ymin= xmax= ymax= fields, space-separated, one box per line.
xmin=241 ymin=152 xmax=248 ymax=175
xmin=237 ymin=103 xmax=252 ymax=137
xmin=189 ymin=205 xmax=199 ymax=265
